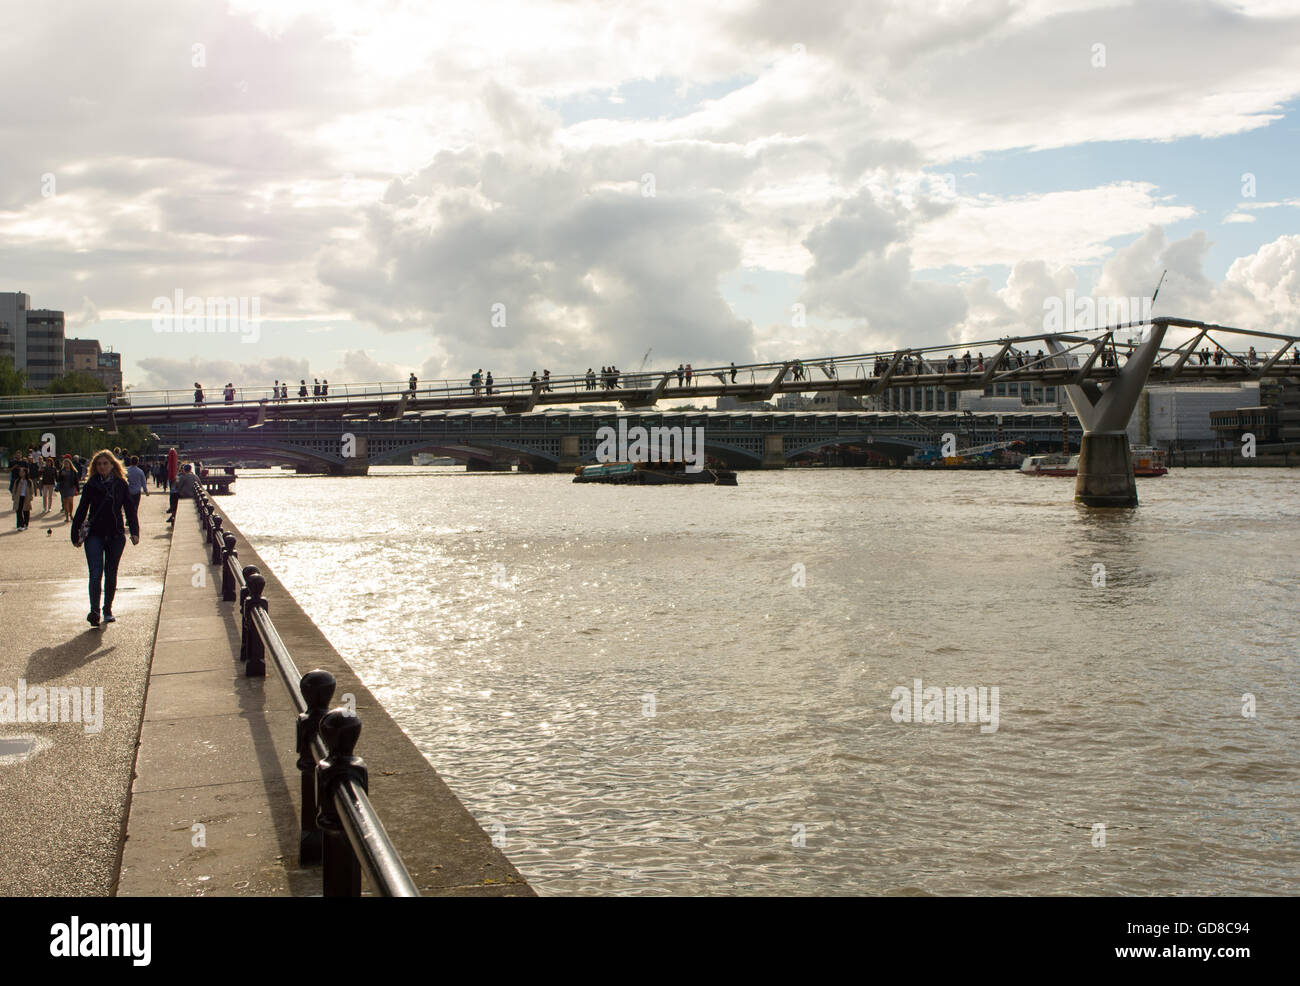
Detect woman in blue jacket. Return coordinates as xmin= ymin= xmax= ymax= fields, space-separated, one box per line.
xmin=71 ymin=449 xmax=140 ymax=627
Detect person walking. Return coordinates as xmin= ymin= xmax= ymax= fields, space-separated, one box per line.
xmin=11 ymin=465 xmax=34 ymax=530
xmin=409 ymin=372 xmax=418 ymax=394
xmin=729 ymin=362 xmax=737 ymax=383
xmin=676 ymin=364 xmax=684 ymax=387
xmin=39 ymin=456 xmax=57 ymax=514
xmin=126 ymin=455 xmax=149 ymax=516
xmin=313 ymin=378 xmax=321 ymax=399
xmin=57 ymin=458 xmax=80 ymax=521
xmin=193 ymin=382 xmax=205 ymax=405
xmin=685 ymin=363 xmax=693 ymax=386
xmin=321 ymin=379 xmax=329 ymax=398
xmin=165 ymin=463 xmax=200 ymax=525
xmin=72 ymin=450 xmax=140 ymax=626
xmin=166 ymin=447 xmax=179 ymax=495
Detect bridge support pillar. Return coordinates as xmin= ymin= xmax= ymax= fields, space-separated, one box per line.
xmin=558 ymin=435 xmax=582 ymax=473
xmin=1075 ymin=432 xmax=1136 ymax=507
xmin=761 ymin=434 xmax=785 ymax=469
xmin=1048 ymin=318 xmax=1171 ymax=509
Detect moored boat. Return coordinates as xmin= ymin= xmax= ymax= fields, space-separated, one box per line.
xmin=573 ymin=461 xmax=738 ymax=485
xmin=1020 ymin=446 xmax=1168 ymax=477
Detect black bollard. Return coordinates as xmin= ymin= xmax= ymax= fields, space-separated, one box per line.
xmin=239 ymin=565 xmax=259 ymax=666
xmin=297 ymin=670 xmax=336 ymax=865
xmin=243 ymin=572 xmax=267 ymax=676
xmin=210 ymin=515 xmax=224 ymax=565
xmin=317 ymin=709 xmax=367 ymax=896
xmin=221 ymin=532 xmax=238 ymax=601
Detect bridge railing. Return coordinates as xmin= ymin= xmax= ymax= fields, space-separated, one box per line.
xmin=189 ymin=484 xmax=420 ymax=897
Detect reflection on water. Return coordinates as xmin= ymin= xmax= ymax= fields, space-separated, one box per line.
xmin=221 ymin=466 xmax=1299 ymax=895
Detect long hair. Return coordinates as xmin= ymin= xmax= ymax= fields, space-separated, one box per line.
xmin=89 ymin=448 xmax=128 ymax=484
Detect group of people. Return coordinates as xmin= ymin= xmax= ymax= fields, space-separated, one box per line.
xmin=9 ymin=449 xmax=84 ymax=528
xmin=193 ymin=380 xmax=336 ymax=405
xmin=6 ymin=445 xmax=203 ymax=627
xmin=466 ymin=369 xmax=495 ymax=396
xmin=586 ymin=367 xmax=621 ymax=389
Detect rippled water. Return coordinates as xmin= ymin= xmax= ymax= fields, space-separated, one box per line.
xmin=219 ymin=466 xmax=1299 ymax=896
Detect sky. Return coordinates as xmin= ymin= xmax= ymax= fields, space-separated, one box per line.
xmin=1 ymin=0 xmax=1298 ymax=393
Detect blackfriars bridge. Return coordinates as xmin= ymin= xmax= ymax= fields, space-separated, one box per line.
xmin=147 ymin=408 xmax=1085 ymax=475
xmin=4 ymin=316 xmax=1298 ymax=506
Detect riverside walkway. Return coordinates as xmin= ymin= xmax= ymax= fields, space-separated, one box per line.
xmin=0 ymin=494 xmax=531 ymax=896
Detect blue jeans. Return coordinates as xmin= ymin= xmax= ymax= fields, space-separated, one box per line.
xmin=85 ymin=532 xmax=126 ymax=614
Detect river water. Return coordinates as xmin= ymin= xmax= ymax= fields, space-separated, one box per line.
xmin=219 ymin=466 xmax=1299 ymax=896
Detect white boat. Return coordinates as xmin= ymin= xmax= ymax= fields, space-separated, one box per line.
xmin=412 ymin=453 xmax=456 ymax=466
xmin=1020 ymin=447 xmax=1168 ymax=477
xmin=1020 ymin=453 xmax=1078 ymax=476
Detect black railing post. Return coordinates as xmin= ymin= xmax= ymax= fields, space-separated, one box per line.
xmin=221 ymin=532 xmax=237 ymax=601
xmin=210 ymin=515 xmax=224 ymax=564
xmin=244 ymin=571 xmax=267 ymax=677
xmin=317 ymin=709 xmax=367 ymax=897
xmin=239 ymin=564 xmax=259 ymax=666
xmin=297 ymin=670 xmax=335 ymax=865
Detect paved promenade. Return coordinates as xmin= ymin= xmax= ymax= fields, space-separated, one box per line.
xmin=0 ymin=487 xmax=532 ymax=896
xmin=0 ymin=489 xmax=168 ymax=894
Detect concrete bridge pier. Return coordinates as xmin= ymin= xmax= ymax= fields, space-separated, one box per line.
xmin=558 ymin=435 xmax=582 ymax=473
xmin=1075 ymin=432 xmax=1137 ymax=507
xmin=1048 ymin=318 xmax=1170 ymax=508
xmin=762 ymin=434 xmax=786 ymax=469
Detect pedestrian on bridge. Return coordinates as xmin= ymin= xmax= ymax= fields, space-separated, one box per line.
xmin=72 ymin=450 xmax=140 ymax=627
xmin=224 ymin=382 xmax=236 ymax=403
xmin=676 ymin=364 xmax=684 ymax=387
xmin=730 ymin=362 xmax=737 ymax=383
xmin=409 ymin=372 xmax=418 ymax=394
xmin=685 ymin=364 xmax=693 ymax=386
xmin=313 ymin=379 xmax=321 ymax=399
xmin=298 ymin=379 xmax=308 ymax=400
xmin=194 ymin=382 xmax=205 ymax=405
xmin=485 ymin=371 xmax=493 ymax=396
xmin=321 ymin=379 xmax=329 ymax=398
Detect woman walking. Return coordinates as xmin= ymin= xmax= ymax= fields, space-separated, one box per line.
xmin=11 ymin=465 xmax=34 ymax=530
xmin=57 ymin=458 xmax=80 ymax=521
xmin=39 ymin=456 xmax=57 ymax=514
xmin=71 ymin=450 xmax=140 ymax=627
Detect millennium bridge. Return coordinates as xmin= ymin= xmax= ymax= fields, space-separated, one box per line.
xmin=3 ymin=316 xmax=1297 ymax=506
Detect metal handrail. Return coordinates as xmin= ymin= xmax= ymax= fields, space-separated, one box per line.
xmin=192 ymin=487 xmax=420 ymax=897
